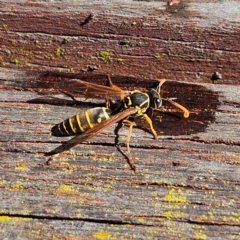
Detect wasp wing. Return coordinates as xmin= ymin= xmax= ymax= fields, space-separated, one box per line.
xmin=55 ymin=79 xmax=127 ymax=99
xmin=46 ymin=108 xmax=137 ymax=156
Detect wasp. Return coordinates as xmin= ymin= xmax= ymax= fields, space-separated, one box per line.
xmin=46 ymin=75 xmax=189 ymax=170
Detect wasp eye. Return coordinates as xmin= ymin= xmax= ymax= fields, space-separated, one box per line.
xmin=156 ymin=98 xmax=162 ymax=107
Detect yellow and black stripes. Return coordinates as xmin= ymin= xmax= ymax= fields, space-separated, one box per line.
xmin=51 ymin=107 xmax=113 ymax=136
xmin=116 ymin=90 xmax=150 ymax=117
xmin=52 ymin=86 xmax=163 ymax=138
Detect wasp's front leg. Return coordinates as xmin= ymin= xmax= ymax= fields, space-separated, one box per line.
xmin=142 ymin=114 xmax=158 ymax=139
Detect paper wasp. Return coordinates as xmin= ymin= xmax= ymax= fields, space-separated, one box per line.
xmin=46 ymin=75 xmax=189 ymax=170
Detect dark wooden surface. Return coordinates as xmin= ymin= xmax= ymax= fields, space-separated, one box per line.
xmin=0 ymin=1 xmax=240 ymax=239
xmin=1 ymin=0 xmax=240 ymax=84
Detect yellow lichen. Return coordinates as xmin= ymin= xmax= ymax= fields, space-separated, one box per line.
xmin=11 ymin=59 xmax=19 ymax=64
xmin=56 ymin=185 xmax=77 ymax=194
xmin=54 ymin=47 xmax=63 ymax=57
xmin=0 ymin=216 xmax=11 ymax=222
xmin=8 ymin=181 xmax=25 ymax=191
xmin=97 ymin=50 xmax=112 ymax=63
xmin=162 ymin=211 xmax=184 ymax=220
xmin=194 ymin=230 xmax=207 ymax=239
xmin=163 ymin=188 xmax=188 ymax=203
xmin=22 ymin=208 xmax=31 ymax=215
xmin=93 ymin=231 xmax=112 ymax=240
xmin=117 ymin=58 xmax=124 ymax=64
xmin=0 ymin=216 xmax=31 ymax=222
xmin=5 ymin=50 xmax=11 ymax=56
xmin=103 ymin=184 xmax=113 ymax=189
xmin=153 ymin=54 xmax=161 ymax=59
xmin=15 ymin=165 xmax=27 ymax=171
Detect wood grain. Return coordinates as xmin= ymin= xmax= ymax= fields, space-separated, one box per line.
xmin=0 ymin=67 xmax=240 ymax=239
xmin=0 ymin=0 xmax=240 ymax=84
xmin=0 ymin=0 xmax=240 ymax=239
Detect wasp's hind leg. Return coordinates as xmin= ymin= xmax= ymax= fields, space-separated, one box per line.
xmin=107 ymin=74 xmax=122 ymax=91
xmin=104 ymin=74 xmax=125 ymax=108
xmin=105 ymin=94 xmax=112 ymax=108
xmin=58 ymin=89 xmax=78 ymax=102
xmin=122 ymin=119 xmax=136 ymax=171
xmin=107 ymin=74 xmax=125 ymax=100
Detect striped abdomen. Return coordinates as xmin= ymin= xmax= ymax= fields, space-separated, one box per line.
xmin=51 ymin=107 xmax=113 ymax=136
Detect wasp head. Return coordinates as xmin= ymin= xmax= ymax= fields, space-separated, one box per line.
xmin=148 ymin=88 xmax=162 ymax=110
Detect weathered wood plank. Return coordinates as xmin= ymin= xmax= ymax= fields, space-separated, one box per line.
xmin=0 ymin=0 xmax=240 ymax=84
xmin=0 ymin=0 xmax=240 ymax=239
xmin=0 ymin=67 xmax=240 ymax=239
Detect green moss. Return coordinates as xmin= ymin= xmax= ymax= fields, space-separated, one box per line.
xmin=2 ymin=24 xmax=7 ymax=29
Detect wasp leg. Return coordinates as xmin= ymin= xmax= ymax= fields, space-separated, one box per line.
xmin=122 ymin=119 xmax=136 ymax=171
xmin=58 ymin=89 xmax=78 ymax=102
xmin=107 ymin=74 xmax=122 ymax=91
xmin=104 ymin=74 xmax=120 ymax=108
xmin=107 ymin=74 xmax=125 ymax=100
xmin=156 ymin=79 xmax=166 ymax=93
xmin=142 ymin=114 xmax=158 ymax=139
xmin=105 ymin=94 xmax=112 ymax=108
